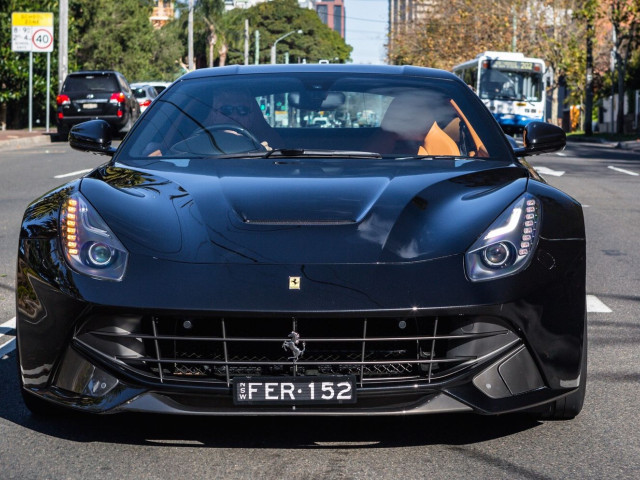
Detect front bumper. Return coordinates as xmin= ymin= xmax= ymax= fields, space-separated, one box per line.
xmin=17 ymin=233 xmax=585 ymax=415
xmin=57 ymin=113 xmax=128 ymax=132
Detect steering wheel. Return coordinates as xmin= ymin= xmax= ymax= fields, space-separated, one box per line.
xmin=199 ymin=124 xmax=266 ymax=152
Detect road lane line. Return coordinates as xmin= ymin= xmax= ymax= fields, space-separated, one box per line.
xmin=0 ymin=317 xmax=16 ymax=332
xmin=54 ymin=168 xmax=93 ymax=179
xmin=0 ymin=317 xmax=16 ymax=358
xmin=533 ymin=166 xmax=565 ymax=177
xmin=608 ymin=166 xmax=638 ymax=176
xmin=586 ymin=295 xmax=612 ymax=313
xmin=0 ymin=317 xmax=17 ymax=357
xmin=0 ymin=339 xmax=16 ymax=358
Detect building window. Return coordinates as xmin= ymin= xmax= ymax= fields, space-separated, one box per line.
xmin=317 ymin=5 xmax=328 ymax=24
xmin=333 ymin=5 xmax=342 ymax=36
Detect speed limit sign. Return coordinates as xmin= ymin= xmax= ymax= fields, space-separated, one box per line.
xmin=32 ymin=28 xmax=54 ymax=52
xmin=11 ymin=12 xmax=54 ymax=52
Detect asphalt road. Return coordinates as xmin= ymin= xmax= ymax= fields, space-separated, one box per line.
xmin=0 ymin=140 xmax=638 ymax=479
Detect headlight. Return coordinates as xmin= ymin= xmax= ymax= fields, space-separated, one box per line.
xmin=60 ymin=193 xmax=128 ymax=281
xmin=465 ymin=193 xmax=541 ymax=281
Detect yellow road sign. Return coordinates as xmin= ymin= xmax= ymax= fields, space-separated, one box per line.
xmin=11 ymin=12 xmax=53 ymax=27
xmin=11 ymin=12 xmax=54 ymax=53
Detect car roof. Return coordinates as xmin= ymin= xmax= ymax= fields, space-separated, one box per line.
xmin=68 ymin=70 xmax=123 ymax=76
xmin=179 ymin=64 xmax=460 ymax=82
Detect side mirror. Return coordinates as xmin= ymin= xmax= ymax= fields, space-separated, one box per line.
xmin=514 ymin=121 xmax=566 ymax=157
xmin=69 ymin=120 xmax=117 ymax=156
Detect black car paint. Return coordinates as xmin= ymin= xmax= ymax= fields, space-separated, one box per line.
xmin=17 ymin=65 xmax=585 ymax=416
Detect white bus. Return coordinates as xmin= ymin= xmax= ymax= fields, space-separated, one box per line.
xmin=452 ymin=51 xmax=546 ymax=134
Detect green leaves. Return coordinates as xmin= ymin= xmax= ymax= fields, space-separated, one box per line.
xmin=73 ymin=0 xmax=181 ymax=81
xmin=223 ymin=0 xmax=352 ymax=64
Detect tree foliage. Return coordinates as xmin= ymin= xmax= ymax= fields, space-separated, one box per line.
xmin=1 ymin=0 xmax=58 ymax=127
xmin=165 ymin=0 xmax=228 ymax=69
xmin=223 ymin=0 xmax=352 ymax=65
xmin=70 ymin=0 xmax=183 ymax=82
xmin=388 ymin=0 xmax=640 ymax=131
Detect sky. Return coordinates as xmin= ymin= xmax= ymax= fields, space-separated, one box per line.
xmin=344 ymin=0 xmax=388 ymax=64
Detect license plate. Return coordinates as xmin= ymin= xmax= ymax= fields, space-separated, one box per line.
xmin=233 ymin=376 xmax=356 ymax=405
xmin=82 ymin=103 xmax=98 ymax=109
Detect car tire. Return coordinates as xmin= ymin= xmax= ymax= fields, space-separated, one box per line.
xmin=120 ymin=114 xmax=133 ymax=133
xmin=533 ymin=318 xmax=587 ymax=420
xmin=56 ymin=126 xmax=69 ymax=142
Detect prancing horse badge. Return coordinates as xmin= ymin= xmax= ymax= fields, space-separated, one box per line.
xmin=289 ymin=276 xmax=301 ymax=290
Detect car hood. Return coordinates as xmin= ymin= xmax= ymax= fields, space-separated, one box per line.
xmin=80 ymin=158 xmax=528 ymax=264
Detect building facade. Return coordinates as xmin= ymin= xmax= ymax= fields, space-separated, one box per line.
xmin=315 ymin=0 xmax=345 ymax=38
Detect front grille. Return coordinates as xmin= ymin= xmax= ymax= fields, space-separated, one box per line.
xmin=75 ymin=314 xmax=520 ymax=388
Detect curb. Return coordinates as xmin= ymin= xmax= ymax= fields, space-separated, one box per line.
xmin=615 ymin=140 xmax=640 ymax=151
xmin=0 ymin=132 xmax=55 ymax=151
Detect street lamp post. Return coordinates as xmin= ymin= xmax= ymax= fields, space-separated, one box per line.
xmin=270 ymin=30 xmax=303 ymax=64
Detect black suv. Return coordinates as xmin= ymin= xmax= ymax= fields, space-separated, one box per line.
xmin=56 ymin=71 xmax=140 ymax=140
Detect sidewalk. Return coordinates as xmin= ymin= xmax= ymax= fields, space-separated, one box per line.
xmin=566 ymin=135 xmax=640 ymax=152
xmin=0 ymin=128 xmax=55 ymax=151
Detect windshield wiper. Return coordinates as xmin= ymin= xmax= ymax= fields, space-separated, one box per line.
xmin=393 ymin=155 xmax=473 ymax=161
xmin=264 ymin=148 xmax=382 ymax=159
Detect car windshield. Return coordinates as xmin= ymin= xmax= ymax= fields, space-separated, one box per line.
xmin=118 ymin=71 xmax=510 ymax=161
xmin=133 ymin=88 xmax=150 ymax=99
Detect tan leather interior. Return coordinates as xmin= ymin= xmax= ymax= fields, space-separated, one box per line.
xmin=418 ymin=122 xmax=461 ymax=156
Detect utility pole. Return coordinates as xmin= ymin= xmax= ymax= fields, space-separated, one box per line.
xmin=254 ymin=30 xmax=260 ymax=65
xmin=585 ymin=14 xmax=593 ymax=135
xmin=58 ymin=0 xmax=68 ymax=92
xmin=511 ymin=6 xmax=517 ymax=52
xmin=610 ymin=27 xmax=616 ymax=133
xmin=188 ymin=0 xmax=194 ymax=71
xmin=244 ymin=19 xmax=249 ymax=65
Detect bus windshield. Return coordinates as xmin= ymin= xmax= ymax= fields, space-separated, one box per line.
xmin=479 ymin=61 xmax=543 ymax=102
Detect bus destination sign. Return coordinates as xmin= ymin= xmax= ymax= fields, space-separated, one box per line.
xmin=489 ymin=60 xmax=540 ymax=72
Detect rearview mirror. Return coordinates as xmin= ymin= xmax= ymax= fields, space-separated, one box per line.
xmin=69 ymin=120 xmax=117 ymax=156
xmin=514 ymin=122 xmax=566 ymax=157
xmin=288 ymin=91 xmax=345 ymax=110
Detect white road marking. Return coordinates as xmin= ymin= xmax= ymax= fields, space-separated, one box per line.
xmin=54 ymin=168 xmax=92 ymax=179
xmin=586 ymin=295 xmax=612 ymax=313
xmin=0 ymin=317 xmax=16 ymax=357
xmin=555 ymin=152 xmax=567 ymax=156
xmin=533 ymin=166 xmax=565 ymax=177
xmin=0 ymin=338 xmax=16 ymax=358
xmin=0 ymin=317 xmax=16 ymax=332
xmin=608 ymin=166 xmax=638 ymax=176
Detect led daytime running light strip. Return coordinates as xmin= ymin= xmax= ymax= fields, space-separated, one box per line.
xmin=62 ymin=198 xmax=79 ymax=256
xmin=519 ymin=199 xmax=538 ymax=258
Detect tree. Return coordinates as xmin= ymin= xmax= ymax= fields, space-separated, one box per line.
xmin=167 ymin=0 xmax=229 ymax=69
xmin=71 ymin=0 xmax=183 ymax=81
xmin=604 ymin=0 xmax=640 ymax=133
xmin=223 ymin=0 xmax=352 ymax=65
xmin=386 ymin=0 xmax=596 ymax=129
xmin=0 ymin=0 xmax=58 ymax=129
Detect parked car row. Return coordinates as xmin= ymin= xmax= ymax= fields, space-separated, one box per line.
xmin=56 ymin=71 xmax=171 ymax=140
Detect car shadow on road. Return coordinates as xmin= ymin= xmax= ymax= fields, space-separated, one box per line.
xmin=1 ymin=352 xmax=541 ymax=448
